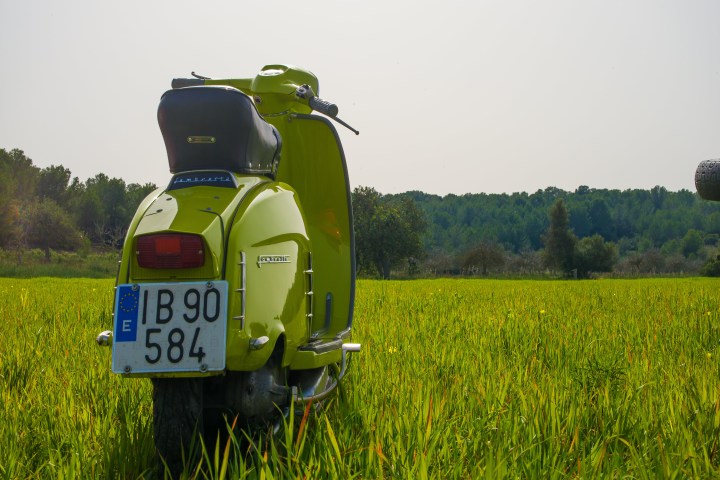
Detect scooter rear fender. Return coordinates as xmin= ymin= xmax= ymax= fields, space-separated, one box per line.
xmin=224 ymin=181 xmax=312 ymax=371
xmin=117 ymin=173 xmax=265 ymax=284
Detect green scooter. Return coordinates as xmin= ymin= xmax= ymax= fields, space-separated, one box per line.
xmin=96 ymin=64 xmax=360 ymax=471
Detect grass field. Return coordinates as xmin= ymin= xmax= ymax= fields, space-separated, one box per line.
xmin=1 ymin=277 xmax=719 ymax=478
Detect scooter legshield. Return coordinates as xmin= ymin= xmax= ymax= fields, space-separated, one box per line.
xmin=275 ymin=115 xmax=355 ymax=341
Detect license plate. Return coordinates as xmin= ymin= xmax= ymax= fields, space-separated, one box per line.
xmin=111 ymin=281 xmax=228 ymax=374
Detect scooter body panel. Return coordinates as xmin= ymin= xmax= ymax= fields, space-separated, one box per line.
xmin=224 ymin=181 xmax=311 ymax=371
xmin=128 ymin=175 xmax=266 ymax=282
xmin=270 ymin=114 xmax=355 ymax=344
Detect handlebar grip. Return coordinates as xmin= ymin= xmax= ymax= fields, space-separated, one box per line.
xmin=171 ymin=78 xmax=206 ymax=89
xmin=309 ymin=96 xmax=339 ymax=117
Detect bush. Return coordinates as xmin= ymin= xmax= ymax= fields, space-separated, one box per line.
xmin=700 ymin=255 xmax=720 ymax=277
xmin=0 ymin=248 xmax=118 ymax=278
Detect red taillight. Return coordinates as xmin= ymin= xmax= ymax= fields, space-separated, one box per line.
xmin=136 ymin=234 xmax=205 ymax=269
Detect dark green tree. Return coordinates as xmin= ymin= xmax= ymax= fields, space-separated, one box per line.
xmin=352 ymin=187 xmax=427 ymax=279
xmin=542 ymin=199 xmax=577 ymax=273
xmin=0 ymin=148 xmax=40 ymax=201
xmin=22 ymin=199 xmax=84 ymax=261
xmin=681 ymin=229 xmax=703 ymax=257
xmin=73 ymin=190 xmax=104 ymax=241
xmin=351 ymin=186 xmax=381 ymax=273
xmin=588 ymin=198 xmax=615 ymax=240
xmin=126 ymin=182 xmax=159 ymax=209
xmin=84 ymin=174 xmax=128 ymax=236
xmin=651 ymin=185 xmax=667 ymax=211
xmin=38 ymin=165 xmax=72 ymax=206
xmin=575 ymin=234 xmax=618 ymax=277
xmin=701 ymin=255 xmax=720 ymax=277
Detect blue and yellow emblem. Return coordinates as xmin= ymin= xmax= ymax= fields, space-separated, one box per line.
xmin=115 ymin=285 xmax=139 ymax=342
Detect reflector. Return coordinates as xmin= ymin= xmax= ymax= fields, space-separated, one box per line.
xmin=136 ymin=234 xmax=204 ymax=268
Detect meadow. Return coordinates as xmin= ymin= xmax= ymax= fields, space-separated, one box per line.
xmin=1 ymin=277 xmax=719 ymax=478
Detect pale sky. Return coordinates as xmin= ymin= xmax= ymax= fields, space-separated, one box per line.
xmin=1 ymin=0 xmax=718 ymax=196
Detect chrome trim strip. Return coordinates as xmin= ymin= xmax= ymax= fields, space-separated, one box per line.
xmin=305 ymin=252 xmax=314 ymax=337
xmin=234 ymin=251 xmax=246 ymax=329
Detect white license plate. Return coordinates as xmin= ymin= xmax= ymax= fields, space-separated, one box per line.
xmin=112 ymin=281 xmax=228 ymax=374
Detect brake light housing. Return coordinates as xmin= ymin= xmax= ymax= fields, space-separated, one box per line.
xmin=136 ymin=234 xmax=205 ymax=269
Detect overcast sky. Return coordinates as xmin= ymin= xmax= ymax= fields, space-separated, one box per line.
xmin=1 ymin=0 xmax=718 ymax=196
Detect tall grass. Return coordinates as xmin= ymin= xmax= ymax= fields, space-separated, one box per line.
xmin=0 ymin=278 xmax=154 ymax=479
xmin=0 ymin=278 xmax=718 ymax=478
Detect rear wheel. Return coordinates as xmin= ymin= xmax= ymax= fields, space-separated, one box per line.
xmin=152 ymin=377 xmax=204 ymax=478
xmin=151 ymin=350 xmax=292 ymax=475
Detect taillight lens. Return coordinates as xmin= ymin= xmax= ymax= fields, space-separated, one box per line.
xmin=136 ymin=234 xmax=205 ymax=269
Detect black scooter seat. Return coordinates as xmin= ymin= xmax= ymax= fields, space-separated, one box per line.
xmin=158 ymin=86 xmax=281 ymax=175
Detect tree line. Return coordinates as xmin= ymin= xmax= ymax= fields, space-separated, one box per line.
xmin=354 ymin=185 xmax=720 ymax=278
xmin=0 ymin=148 xmax=157 ymax=260
xmin=4 ymin=147 xmax=719 ymax=278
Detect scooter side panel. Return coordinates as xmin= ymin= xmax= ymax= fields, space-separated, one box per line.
xmin=224 ymin=183 xmax=311 ymax=371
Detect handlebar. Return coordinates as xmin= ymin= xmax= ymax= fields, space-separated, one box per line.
xmin=172 ymin=77 xmax=339 ymax=117
xmin=308 ymin=95 xmax=338 ymax=118
xmin=296 ymin=84 xmax=338 ymax=118
xmin=170 ymin=64 xmax=358 ymax=134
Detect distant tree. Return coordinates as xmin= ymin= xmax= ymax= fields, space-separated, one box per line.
xmin=588 ymin=198 xmax=615 ymax=240
xmin=569 ymin=204 xmax=592 ymax=238
xmin=84 ymin=174 xmax=129 ymax=236
xmin=74 ymin=191 xmax=104 ymax=241
xmin=542 ymin=199 xmax=577 ymax=273
xmin=507 ymin=249 xmax=543 ymax=275
xmin=424 ymin=250 xmax=455 ymax=276
xmin=0 ymin=148 xmax=40 ymax=201
xmin=461 ymin=241 xmax=506 ymax=275
xmin=126 ymin=182 xmax=158 ymax=209
xmin=705 ymin=212 xmax=720 ymax=234
xmin=700 ymin=255 xmax=720 ymax=277
xmin=665 ymin=254 xmax=693 ymax=273
xmin=651 ymin=185 xmax=668 ymax=211
xmin=574 ymin=234 xmax=617 ymax=277
xmin=639 ymin=248 xmax=665 ymax=274
xmin=38 ymin=165 xmax=72 ymax=205
xmin=681 ymin=229 xmax=703 ymax=257
xmin=575 ymin=185 xmax=592 ymax=195
xmin=22 ymin=199 xmax=83 ymax=261
xmin=352 ymin=187 xmax=427 ymax=279
xmin=624 ymin=253 xmax=643 ymax=275
xmin=352 ymin=186 xmax=381 ymax=274
xmin=65 ymin=176 xmax=85 ymax=208
xmin=67 ymin=177 xmax=156 ymax=247
xmin=0 ymin=149 xmax=40 ymax=248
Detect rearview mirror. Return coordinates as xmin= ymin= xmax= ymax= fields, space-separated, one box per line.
xmin=695 ymin=159 xmax=720 ymax=201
